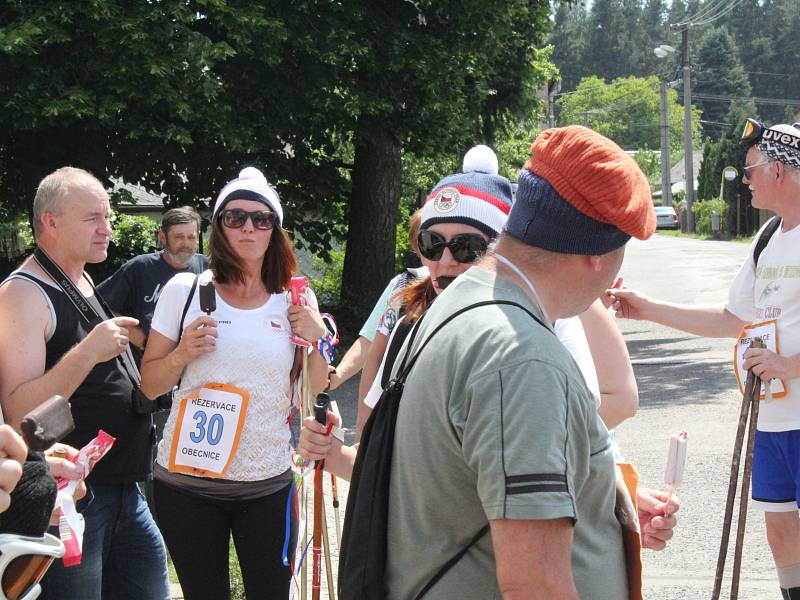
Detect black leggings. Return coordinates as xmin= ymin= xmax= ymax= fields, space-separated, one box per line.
xmin=154 ymin=480 xmax=294 ymax=600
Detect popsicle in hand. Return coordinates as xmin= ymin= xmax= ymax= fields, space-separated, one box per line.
xmin=663 ymin=430 xmax=688 ymax=517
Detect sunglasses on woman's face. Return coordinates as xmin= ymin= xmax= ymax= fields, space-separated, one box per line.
xmin=0 ymin=533 xmax=64 ymax=600
xmin=219 ymin=208 xmax=275 ymax=231
xmin=417 ymin=229 xmax=488 ymax=264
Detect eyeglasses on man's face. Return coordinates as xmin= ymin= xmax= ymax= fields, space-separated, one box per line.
xmin=743 ymin=159 xmax=772 ymax=176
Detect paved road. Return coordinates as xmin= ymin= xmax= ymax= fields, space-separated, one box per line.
xmin=614 ymin=234 xmax=779 ymax=599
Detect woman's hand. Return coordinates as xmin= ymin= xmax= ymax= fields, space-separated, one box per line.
xmin=173 ymin=316 xmax=218 ymax=367
xmin=298 ymin=412 xmax=341 ymax=462
xmin=288 ymin=305 xmax=327 ymax=344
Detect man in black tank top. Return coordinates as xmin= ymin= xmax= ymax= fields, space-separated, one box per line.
xmin=0 ymin=167 xmax=170 ymax=600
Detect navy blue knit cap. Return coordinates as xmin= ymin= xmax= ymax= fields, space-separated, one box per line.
xmin=505 ymin=170 xmax=631 ymax=255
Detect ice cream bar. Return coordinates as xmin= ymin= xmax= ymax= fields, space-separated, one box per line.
xmin=20 ymin=395 xmax=74 ymax=452
xmin=199 ymin=281 xmax=216 ymax=314
xmin=289 ymin=276 xmax=312 ymax=347
xmin=664 ymin=430 xmax=688 ymax=488
xmin=56 ymin=430 xmax=116 ymax=566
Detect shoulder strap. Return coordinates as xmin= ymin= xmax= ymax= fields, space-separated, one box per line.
xmin=174 ymin=274 xmax=200 ymax=390
xmin=177 ymin=274 xmax=200 ymax=344
xmin=395 ymin=299 xmax=550 ymax=385
xmin=380 ymin=319 xmax=415 ymax=390
xmin=414 ymin=525 xmax=490 ymax=600
xmin=33 ymin=248 xmax=142 ymax=387
xmin=754 ymin=216 xmax=781 ymax=267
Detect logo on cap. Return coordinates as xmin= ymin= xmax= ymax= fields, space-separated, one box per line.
xmin=433 ymin=187 xmax=460 ymax=213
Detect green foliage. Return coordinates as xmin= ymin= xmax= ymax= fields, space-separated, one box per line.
xmin=1 ymin=0 xmax=556 ymax=323
xmin=633 ymin=151 xmax=661 ymax=184
xmin=547 ymin=0 xmax=799 ymax=131
xmin=558 ymin=76 xmax=701 ymax=151
xmin=691 ymin=198 xmax=726 ymax=234
xmin=87 ymin=213 xmax=158 ymax=282
xmin=308 ymin=247 xmax=345 ymax=308
xmin=494 ymin=121 xmax=541 ymax=180
xmin=693 ymin=26 xmax=751 ymax=140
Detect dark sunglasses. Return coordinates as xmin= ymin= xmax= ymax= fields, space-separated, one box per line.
xmin=417 ymin=229 xmax=488 ymax=264
xmin=741 ymin=118 xmax=800 ymax=150
xmin=219 ymin=208 xmax=275 ymax=231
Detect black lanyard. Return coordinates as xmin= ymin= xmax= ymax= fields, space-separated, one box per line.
xmin=33 ymin=248 xmax=141 ymax=388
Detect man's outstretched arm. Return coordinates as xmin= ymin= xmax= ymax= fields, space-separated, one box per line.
xmin=606 ymin=287 xmax=747 ymax=338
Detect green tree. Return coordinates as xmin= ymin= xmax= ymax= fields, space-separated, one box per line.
xmin=332 ymin=1 xmax=555 ymax=320
xmin=584 ymin=0 xmax=636 ymax=81
xmin=0 ymin=1 xmax=352 ymax=258
xmin=0 ymin=1 xmax=555 ymax=322
xmin=548 ymin=2 xmax=590 ymax=92
xmin=693 ymin=26 xmax=751 ymax=140
xmin=696 ymin=103 xmax=756 ymax=235
xmin=557 ymin=75 xmax=700 ymax=151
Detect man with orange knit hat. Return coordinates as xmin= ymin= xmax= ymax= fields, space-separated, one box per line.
xmin=381 ymin=126 xmax=655 ymax=600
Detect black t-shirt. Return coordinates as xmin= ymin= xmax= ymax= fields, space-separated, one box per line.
xmin=97 ymin=252 xmax=208 ymax=336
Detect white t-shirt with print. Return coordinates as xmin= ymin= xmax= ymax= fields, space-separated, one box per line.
xmin=151 ymin=270 xmax=317 ymax=480
xmin=726 ymin=221 xmax=800 ymax=432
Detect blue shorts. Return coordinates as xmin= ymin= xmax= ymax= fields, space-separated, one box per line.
xmin=752 ymin=430 xmax=800 ymax=512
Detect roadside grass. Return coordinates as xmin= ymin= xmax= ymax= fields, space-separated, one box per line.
xmin=656 ymin=229 xmax=754 ymax=244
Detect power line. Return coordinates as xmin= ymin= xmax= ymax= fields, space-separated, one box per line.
xmin=691 ymin=0 xmax=748 ymax=26
xmin=693 ymin=92 xmax=800 ymax=107
xmin=674 ymin=0 xmax=729 ymax=27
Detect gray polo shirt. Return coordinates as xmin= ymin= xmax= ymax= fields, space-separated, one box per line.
xmin=385 ymin=266 xmax=627 ymax=600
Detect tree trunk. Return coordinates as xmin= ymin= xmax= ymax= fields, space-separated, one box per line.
xmin=340 ymin=118 xmax=401 ymax=325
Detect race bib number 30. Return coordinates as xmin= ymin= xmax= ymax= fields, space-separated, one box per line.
xmin=168 ymin=383 xmax=249 ymax=478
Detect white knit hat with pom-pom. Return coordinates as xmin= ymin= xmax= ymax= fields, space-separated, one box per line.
xmin=213 ymin=167 xmax=283 ymax=225
xmin=420 ymin=145 xmax=513 ymax=237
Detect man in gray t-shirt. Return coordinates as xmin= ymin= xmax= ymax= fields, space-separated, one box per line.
xmin=385 ymin=126 xmax=656 ymax=599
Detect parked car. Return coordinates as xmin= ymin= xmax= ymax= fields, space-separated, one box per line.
xmin=655 ymin=205 xmax=679 ymax=230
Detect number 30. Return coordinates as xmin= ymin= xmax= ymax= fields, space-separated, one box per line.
xmin=190 ymin=411 xmax=224 ymax=445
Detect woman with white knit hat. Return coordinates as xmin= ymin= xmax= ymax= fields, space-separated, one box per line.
xmin=140 ymin=167 xmax=329 ymax=599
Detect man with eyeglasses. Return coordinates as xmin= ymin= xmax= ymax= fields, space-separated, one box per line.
xmin=608 ymin=119 xmax=800 ymax=599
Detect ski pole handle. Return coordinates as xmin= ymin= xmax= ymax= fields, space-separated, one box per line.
xmin=314 ymin=393 xmax=330 ymax=427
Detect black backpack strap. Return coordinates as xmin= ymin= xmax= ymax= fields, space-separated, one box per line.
xmin=396 ymin=299 xmax=550 ymax=384
xmin=754 ymin=216 xmax=781 ymax=267
xmin=177 ymin=274 xmax=200 ymax=344
xmin=173 ymin=274 xmax=199 ymax=390
xmin=380 ymin=319 xmax=415 ymax=390
xmin=414 ymin=525 xmax=490 ymax=600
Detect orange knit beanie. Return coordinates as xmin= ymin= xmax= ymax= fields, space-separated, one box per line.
xmin=505 ymin=126 xmax=655 ymax=254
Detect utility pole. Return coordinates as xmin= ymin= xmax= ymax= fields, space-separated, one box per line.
xmin=680 ymin=25 xmax=695 ymax=232
xmin=547 ymin=79 xmax=560 ymax=129
xmin=660 ymin=79 xmax=673 ymax=207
